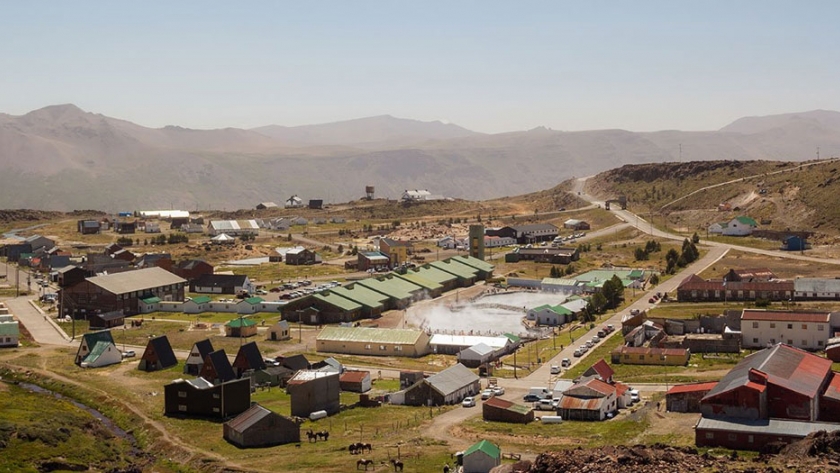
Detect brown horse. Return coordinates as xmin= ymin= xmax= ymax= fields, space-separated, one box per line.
xmin=317 ymin=430 xmax=329 ymax=441
xmin=362 ymin=443 xmax=372 ymax=453
xmin=357 ymin=458 xmax=373 ymax=470
xmin=306 ymin=430 xmax=318 ymax=442
xmin=390 ymin=459 xmax=404 ymax=471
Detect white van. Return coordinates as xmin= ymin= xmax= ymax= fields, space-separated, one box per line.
xmin=536 ymin=399 xmax=556 ymax=411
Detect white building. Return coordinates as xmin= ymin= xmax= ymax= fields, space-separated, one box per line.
xmin=794 ymin=278 xmax=840 ymax=300
xmin=709 ymin=216 xmax=758 ymax=236
xmin=207 ymin=220 xmax=260 ymax=236
xmin=285 ymin=195 xmax=304 ymax=208
xmin=740 ymin=309 xmax=833 ymax=350
xmin=0 ymin=312 xmax=20 ymax=348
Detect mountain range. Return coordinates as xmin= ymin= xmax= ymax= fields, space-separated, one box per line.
xmin=2 ymin=104 xmax=840 ymax=211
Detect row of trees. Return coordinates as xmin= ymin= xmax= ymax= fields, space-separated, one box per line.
xmin=116 ymin=233 xmax=189 ymax=246
xmin=665 ymin=238 xmax=700 ymax=274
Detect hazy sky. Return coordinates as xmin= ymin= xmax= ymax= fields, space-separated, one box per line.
xmin=2 ymin=1 xmax=838 ymax=133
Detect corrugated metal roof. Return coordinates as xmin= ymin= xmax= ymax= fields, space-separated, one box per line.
xmin=461 ymin=343 xmax=495 ymax=357
xmin=558 ymin=396 xmax=608 ymax=410
xmin=317 ymin=326 xmax=425 ymax=345
xmin=330 ymin=285 xmax=389 ymax=309
xmin=450 ymin=255 xmax=494 ymax=273
xmin=696 ymin=416 xmax=840 ymax=437
xmin=225 ymin=404 xmax=273 ymax=432
xmin=429 ymin=260 xmax=477 ymax=279
xmin=464 ymin=440 xmax=501 ymax=460
xmin=340 ymin=371 xmax=370 ymax=383
xmin=611 ymin=346 xmax=688 ymax=357
xmin=313 ymin=292 xmax=362 ymax=312
xmin=87 ymin=267 xmax=186 ymax=295
xmin=590 ymin=359 xmax=614 ymax=380
xmin=83 ymin=340 xmax=115 ymax=364
xmin=822 ymin=372 xmax=840 ymax=401
xmin=426 ymin=363 xmax=478 ymax=396
xmin=288 ymin=370 xmax=339 ymax=384
xmin=741 ymin=309 xmax=829 ymax=323
xmin=410 ymin=265 xmax=458 ymax=285
xmin=704 ymin=344 xmax=832 ymax=402
xmin=226 ymin=317 xmax=256 ymax=327
xmin=667 ymin=382 xmax=718 ymax=395
xmin=356 ymin=276 xmax=422 ymax=300
xmin=430 ymin=334 xmax=510 ymax=350
xmin=794 ymin=278 xmax=840 ymax=293
xmin=396 ymin=272 xmax=444 ymax=292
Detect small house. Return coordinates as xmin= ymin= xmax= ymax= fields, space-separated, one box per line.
xmin=781 ymin=235 xmax=809 ymax=252
xmin=138 ymin=335 xmax=178 ymax=371
xmin=184 ymin=339 xmax=214 ymax=375
xmin=251 ymin=366 xmax=294 ymax=387
xmin=226 ymin=317 xmax=258 ymax=338
xmin=582 ymin=359 xmax=614 ymax=384
xmin=0 ymin=314 xmax=20 ymax=348
xmin=89 ymin=311 xmax=126 ymax=329
xmin=287 ymin=371 xmax=340 ymax=417
xmin=339 ymin=371 xmax=372 ymax=393
xmin=284 ymin=195 xmax=303 ymax=208
xmin=457 ymin=343 xmax=497 ymax=368
xmin=267 ymin=320 xmax=291 ymax=341
xmin=77 ymin=220 xmax=101 ymax=234
xmin=164 ymin=377 xmax=250 ymax=419
xmin=232 ymin=341 xmax=266 ymax=377
xmin=666 ymin=382 xmax=717 ymax=413
xmin=482 ymin=397 xmax=534 ymax=424
xmin=462 ymin=440 xmax=501 ymax=473
xmin=224 ymin=404 xmax=301 ymax=448
xmin=308 ymin=199 xmax=323 ymax=209
xmin=200 ymin=349 xmax=236 ymax=384
xmin=285 ymin=248 xmax=317 ymax=266
xmin=403 ymin=363 xmax=479 ymax=406
xmin=563 ymin=219 xmax=591 ymax=231
xmin=75 ymin=330 xmax=120 ymax=367
xmin=256 ymin=202 xmax=278 ymax=210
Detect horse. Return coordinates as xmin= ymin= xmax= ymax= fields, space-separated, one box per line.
xmin=390 ymin=459 xmax=404 ymax=472
xmin=357 ymin=458 xmax=374 ymax=470
xmin=317 ymin=430 xmax=330 ymax=441
xmin=349 ymin=442 xmax=362 ymax=454
xmin=361 ymin=443 xmax=372 ymax=453
xmin=305 ymin=430 xmax=318 ymax=443
xmin=443 ymin=463 xmax=451 ymax=473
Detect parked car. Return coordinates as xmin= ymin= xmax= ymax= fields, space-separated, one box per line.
xmin=492 ymin=386 xmax=505 ymax=396
xmin=561 ymin=358 xmax=571 ymax=368
xmin=629 ymin=389 xmax=640 ymax=403
xmin=269 ymin=287 xmax=282 ymax=293
xmin=121 ymin=350 xmax=135 ymax=359
xmin=255 ymin=289 xmax=268 ymax=295
xmin=462 ymin=396 xmax=476 ymax=408
xmin=480 ymin=389 xmax=495 ymax=400
xmin=550 ymin=365 xmax=561 ymax=374
xmin=523 ymin=394 xmax=541 ymax=402
xmin=573 ymin=348 xmax=584 ymax=357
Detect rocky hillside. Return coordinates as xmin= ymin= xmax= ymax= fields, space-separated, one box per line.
xmin=586 ymin=158 xmax=840 ymax=238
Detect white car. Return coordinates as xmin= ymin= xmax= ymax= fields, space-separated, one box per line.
xmin=462 ymin=396 xmax=476 ymax=407
xmin=492 ymin=386 xmax=505 ymax=396
xmin=481 ymin=389 xmax=495 ymax=400
xmin=550 ymin=365 xmax=561 ymax=374
xmin=629 ymin=389 xmax=640 ymax=403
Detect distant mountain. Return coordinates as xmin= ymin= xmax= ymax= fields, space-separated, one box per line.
xmin=251 ymin=114 xmax=481 ymax=147
xmin=2 ymin=104 xmax=840 ymax=211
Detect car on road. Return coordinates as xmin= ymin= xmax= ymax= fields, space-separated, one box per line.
xmin=462 ymin=396 xmax=476 ymax=407
xmin=649 ymin=297 xmax=656 ymax=303
xmin=550 ymin=365 xmax=561 ymax=374
xmin=492 ymin=386 xmax=505 ymax=396
xmin=573 ymin=348 xmax=584 ymax=357
xmin=561 ymin=358 xmax=571 ymax=368
xmin=121 ymin=350 xmax=135 ymax=359
xmin=480 ymin=389 xmax=495 ymax=400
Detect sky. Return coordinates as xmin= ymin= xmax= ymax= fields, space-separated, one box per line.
xmin=2 ymin=1 xmax=839 ymax=133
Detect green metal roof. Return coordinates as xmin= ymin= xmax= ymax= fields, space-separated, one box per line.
xmin=82 ymin=330 xmax=115 ymax=347
xmin=464 ymin=440 xmax=500 ymax=459
xmin=330 ymin=285 xmax=388 ymax=309
xmin=450 ymin=255 xmax=494 ymax=273
xmin=0 ymin=320 xmax=19 ymax=337
xmin=141 ymin=296 xmax=161 ymax=304
xmin=549 ymin=305 xmax=573 ymax=315
xmin=503 ymin=333 xmax=521 ymax=344
xmin=410 ymin=264 xmax=459 ymax=284
xmin=735 ymin=216 xmax=758 ymax=226
xmin=541 ymin=278 xmax=578 ymax=286
xmin=226 ymin=317 xmax=257 ymax=327
xmin=317 ymin=326 xmax=425 ymax=344
xmin=628 ymin=270 xmax=644 ymax=278
xmin=395 ymin=272 xmax=443 ymax=292
xmin=190 ymin=296 xmax=212 ymax=304
xmin=429 ymin=260 xmax=477 ymax=279
xmin=243 ymin=297 xmax=264 ymax=305
xmin=83 ymin=340 xmax=114 ymax=364
xmin=531 ymin=304 xmax=551 ymax=312
xmin=313 ymin=292 xmax=363 ymax=311
xmin=357 ymin=276 xmax=422 ymax=300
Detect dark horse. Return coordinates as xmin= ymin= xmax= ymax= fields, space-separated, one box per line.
xmin=316 ymin=430 xmax=329 ymax=441
xmin=443 ymin=463 xmax=451 ymax=473
xmin=357 ymin=458 xmax=374 ymax=470
xmin=390 ymin=459 xmax=404 ymax=472
xmin=306 ymin=430 xmax=318 ymax=442
xmin=349 ymin=442 xmax=372 ymax=454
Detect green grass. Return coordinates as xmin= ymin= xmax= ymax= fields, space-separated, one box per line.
xmin=221 ymin=262 xmax=347 ymax=284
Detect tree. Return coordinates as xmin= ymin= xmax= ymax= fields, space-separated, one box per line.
xmin=692 ymin=232 xmax=700 ymax=244
xmin=649 ymin=273 xmax=660 ymax=285
xmin=549 ymin=266 xmax=560 ymax=278
xmin=589 ymin=293 xmax=608 ymax=314
xmin=634 ymin=247 xmax=649 ymax=261
xmin=337 ymin=244 xmax=344 ymax=254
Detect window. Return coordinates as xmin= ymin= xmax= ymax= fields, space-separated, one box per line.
xmin=213 ymin=393 xmax=220 ymax=399
xmin=705 ymin=432 xmax=714 ymax=439
xmin=640 ymin=355 xmax=645 ymax=361
xmin=365 ymin=344 xmax=371 ymax=350
xmin=178 ymin=391 xmax=187 ymax=398
xmin=748 ymin=435 xmax=754 ymax=443
xmin=819 ymin=325 xmax=825 ymax=331
xmin=802 ymin=340 xmax=808 ymax=346
xmin=624 ymin=354 xmax=629 ymax=360
xmin=178 ymin=405 xmax=187 ymax=412
xmin=752 ymin=322 xmax=759 ymax=328
xmin=753 ymin=338 xmax=759 ymax=343
xmin=380 ymin=345 xmax=386 ymax=351
xmin=819 ymin=341 xmax=824 ymax=346
xmin=787 ymin=339 xmax=792 ymax=345
xmin=394 ymin=346 xmax=402 ymax=352
xmin=770 ymin=338 xmax=776 ymax=344
xmin=787 ymin=324 xmax=793 ymax=330
xmin=728 ymin=433 xmax=737 ymax=441
xmin=770 ymin=323 xmax=776 ymax=329
xmin=212 ymin=407 xmax=220 ymax=413
xmin=802 ymin=324 xmax=808 ymax=330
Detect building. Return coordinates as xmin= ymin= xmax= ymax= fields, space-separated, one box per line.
xmin=207 ymin=220 xmax=260 ymax=237
xmin=74 ymin=331 xmax=121 ymax=368
xmin=666 ymin=382 xmax=717 ymax=413
xmin=793 ymin=278 xmax=840 ymax=300
xmin=190 ymin=274 xmax=253 ymax=295
xmin=316 ymin=326 xmax=430 ymax=357
xmin=164 ymin=377 xmax=250 ymax=418
xmin=62 ymin=267 xmax=186 ymax=317
xmin=696 ymin=417 xmax=840 ymax=451
xmin=115 ymin=220 xmax=137 ymax=234
xmin=339 ymin=371 xmax=372 ymax=393
xmin=740 ymin=309 xmax=832 ymax=350
xmin=457 ymin=343 xmax=498 ymax=368
xmin=232 ymin=341 xmax=266 ymax=378
xmin=563 ymin=219 xmax=590 ymax=231
xmin=77 ymin=220 xmax=101 ymax=234
xmin=486 ymin=224 xmax=559 ymax=244
xmin=172 ymin=259 xmax=214 ymax=282
xmin=505 ymin=246 xmax=580 ymax=264
xmin=402 ymin=189 xmax=432 ymax=201
xmin=251 ymin=366 xmax=294 ymax=388
xmin=284 ymin=195 xmax=304 ymax=208
xmin=267 ymin=320 xmax=291 ymax=341
xmin=610 ymin=346 xmax=690 ymax=366
xmin=200 ymin=349 xmax=236 ymax=384
xmin=138 ymin=335 xmax=178 ymax=371
xmin=286 ymin=370 xmax=340 ymax=417
xmin=556 ymin=378 xmax=617 ymax=421
xmin=379 ymin=238 xmax=411 ymax=267
xmin=781 ymin=235 xmax=809 ymax=252
xmin=462 ymin=440 xmax=501 ymax=473
xmin=403 ymin=363 xmax=480 ymax=406
xmin=89 ymin=311 xmax=125 ymax=329
xmin=225 ymin=317 xmax=258 ymax=338
xmin=700 ymin=343 xmax=837 ymax=423
xmin=677 ymin=274 xmax=793 ymax=303
xmin=527 ymin=304 xmax=572 ymax=326
xmin=357 ymin=251 xmax=390 ymax=272
xmin=0 ymin=313 xmax=20 ymax=348
xmin=482 ymin=397 xmax=534 ymax=424
xmin=430 ymin=334 xmax=518 ymax=356
xmin=468 ymin=224 xmax=485 ymax=260
xmin=285 ymin=248 xmax=318 ymax=265
xmin=725 ymin=268 xmax=777 ymax=282
xmin=184 ymin=339 xmax=214 ymax=375
xmin=308 ymin=199 xmax=323 ymax=209
xmin=483 ymin=235 xmax=516 ymax=248
xmin=224 ymin=404 xmax=301 ymax=448
xmin=708 ymin=216 xmax=758 ymax=236
xmin=256 ymin=202 xmax=278 ymax=210
xmin=583 ymin=359 xmax=614 ymax=384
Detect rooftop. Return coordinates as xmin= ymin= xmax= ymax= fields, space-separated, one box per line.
xmin=317 ymin=326 xmax=425 ymax=345
xmin=87 ymin=267 xmax=186 ymax=295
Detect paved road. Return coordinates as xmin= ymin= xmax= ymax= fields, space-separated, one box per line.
xmin=2 ymin=297 xmax=72 ymax=345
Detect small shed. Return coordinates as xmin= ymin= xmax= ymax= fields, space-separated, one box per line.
xmin=267 ymin=320 xmax=291 ymax=341
xmin=89 ymin=311 xmax=125 ymax=329
xmin=232 ymin=341 xmax=266 ymax=377
xmin=462 ymin=439 xmax=501 ymax=473
xmin=75 ymin=331 xmax=122 ymax=368
xmin=458 ymin=343 xmax=496 ymax=368
xmin=226 ymin=317 xmax=258 ymax=338
xmin=482 ymin=397 xmax=534 ymax=424
xmin=666 ymin=382 xmax=717 ymax=413
xmin=184 ymin=339 xmax=214 ymax=375
xmin=252 ymin=366 xmax=294 ymax=387
xmin=339 ymin=371 xmax=372 ymax=393
xmin=224 ymin=404 xmax=300 ymax=448
xmin=138 ymin=335 xmax=178 ymax=371
xmin=200 ymin=349 xmax=236 ymax=384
